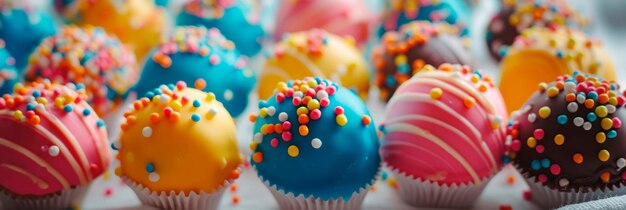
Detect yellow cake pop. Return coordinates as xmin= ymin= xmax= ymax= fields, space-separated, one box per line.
xmin=56 ymin=0 xmax=169 ymax=60
xmin=499 ymin=27 xmax=616 ymax=114
xmin=259 ymin=29 xmax=370 ymax=100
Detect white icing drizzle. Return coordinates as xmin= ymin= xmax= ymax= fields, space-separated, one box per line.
xmin=384 ymin=123 xmax=481 ymax=183
xmin=384 ymin=114 xmax=497 ymax=171
xmin=0 ymin=138 xmax=70 ymax=189
xmin=1 ymin=163 xmax=49 ymax=189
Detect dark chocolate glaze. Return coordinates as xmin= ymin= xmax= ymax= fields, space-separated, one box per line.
xmin=510 ymin=80 xmax=626 ymax=192
xmin=485 ymin=7 xmax=517 ymax=60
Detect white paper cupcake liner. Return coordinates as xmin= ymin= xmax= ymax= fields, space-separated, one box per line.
xmin=123 ymin=177 xmax=228 ymax=210
xmin=390 ymin=167 xmax=492 ymax=208
xmin=0 ymin=186 xmax=87 ymax=210
xmin=524 ymin=175 xmax=626 ymax=209
xmin=262 ymin=178 xmax=371 ymax=210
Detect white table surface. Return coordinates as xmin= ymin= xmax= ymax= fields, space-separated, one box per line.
xmin=18 ymin=0 xmax=626 ymax=209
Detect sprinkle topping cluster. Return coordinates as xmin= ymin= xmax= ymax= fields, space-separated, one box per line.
xmin=249 ymin=77 xmax=371 ymax=161
xmin=152 ymin=27 xmax=244 ymax=70
xmin=505 ymin=0 xmax=587 ymax=29
xmin=1 ymin=80 xmax=104 ymax=128
xmin=274 ymin=29 xmax=342 ymax=59
xmin=25 ymin=26 xmax=137 ymax=114
xmin=505 ymin=72 xmax=626 ymax=190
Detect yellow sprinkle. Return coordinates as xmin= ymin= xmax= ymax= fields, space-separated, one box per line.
xmin=336 ymin=114 xmax=348 ymax=126
xmin=36 ymin=97 xmax=48 ymax=105
xmin=288 ymin=145 xmax=299 ymax=157
xmin=306 ymin=79 xmax=317 ymax=88
xmin=609 ymin=97 xmax=618 ymax=106
xmin=470 ymin=74 xmax=479 ymax=83
xmin=297 ymin=107 xmax=309 ymax=115
xmin=527 ymin=137 xmax=537 ymax=148
xmin=300 ymin=85 xmax=310 ymax=92
xmin=596 ymin=132 xmax=606 ymax=144
xmin=307 ymin=99 xmax=320 ymax=110
xmin=170 ymin=101 xmax=182 ymax=111
xmin=394 ymin=54 xmax=407 ymax=65
xmin=546 ymin=87 xmax=559 ymax=98
xmin=152 ymin=95 xmax=161 ymax=104
xmin=249 ymin=142 xmax=258 ymax=151
xmin=259 ymin=108 xmax=268 ymax=118
xmin=430 ymin=88 xmax=443 ymax=100
xmin=595 ymin=106 xmax=608 ymax=118
xmin=13 ymin=110 xmax=23 ymax=120
xmin=538 ymin=82 xmax=548 ymax=91
xmin=601 ymin=118 xmax=613 ymax=130
xmin=598 ymin=149 xmax=610 ymax=162
xmin=54 ymin=97 xmax=64 ymax=107
xmin=554 ymin=134 xmax=565 ymax=145
xmin=608 ymin=91 xmax=617 ymax=97
xmin=538 ymin=106 xmax=551 ymax=119
xmin=206 ymin=92 xmax=216 ymax=102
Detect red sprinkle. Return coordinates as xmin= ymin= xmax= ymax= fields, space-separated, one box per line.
xmin=334 ymin=106 xmax=344 ymax=115
xmin=523 ymin=190 xmax=532 ymax=201
xmin=310 ymin=109 xmax=321 ymax=120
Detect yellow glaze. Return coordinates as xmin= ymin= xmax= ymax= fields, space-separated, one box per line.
xmin=62 ymin=0 xmax=168 ymax=60
xmin=259 ymin=29 xmax=370 ymax=100
xmin=499 ymin=27 xmax=616 ymax=114
xmin=116 ymin=85 xmax=242 ymax=194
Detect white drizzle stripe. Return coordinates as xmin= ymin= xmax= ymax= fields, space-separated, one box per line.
xmin=385 ymin=93 xmax=482 ymax=142
xmin=0 ymin=138 xmax=70 ymax=189
xmin=0 ymin=112 xmax=87 ymax=184
xmin=384 ymin=123 xmax=481 ymax=183
xmin=76 ymin=102 xmax=108 ymax=169
xmin=283 ymin=48 xmax=326 ymax=77
xmin=38 ymin=109 xmax=93 ymax=181
xmin=398 ymin=71 xmax=497 ymax=115
xmin=1 ymin=163 xmax=49 ymax=189
xmin=384 ymin=115 xmax=496 ymax=171
xmin=384 ymin=150 xmax=456 ymax=177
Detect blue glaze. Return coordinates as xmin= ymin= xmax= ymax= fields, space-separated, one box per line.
xmin=132 ymin=28 xmax=255 ymax=117
xmin=176 ymin=0 xmax=264 ymax=56
xmin=251 ymin=78 xmax=381 ymax=200
xmin=0 ymin=8 xmax=57 ymax=70
xmin=378 ymin=0 xmax=470 ymax=37
xmin=154 ymin=0 xmax=169 ymax=7
xmin=0 ymin=44 xmax=17 ymax=94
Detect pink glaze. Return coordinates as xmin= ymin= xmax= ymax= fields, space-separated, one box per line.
xmin=381 ymin=64 xmax=507 ymax=185
xmin=0 ymin=82 xmax=110 ymax=196
xmin=274 ymin=0 xmax=377 ymax=45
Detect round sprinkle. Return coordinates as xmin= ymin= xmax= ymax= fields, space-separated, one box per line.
xmin=601 ymin=118 xmax=613 ymax=130
xmin=192 ymin=99 xmax=201 ymax=108
xmin=278 ymin=112 xmax=288 ymax=122
xmin=557 ymin=115 xmax=568 ymax=125
xmin=573 ymin=117 xmax=584 ymax=127
xmin=48 ymin=146 xmax=60 ymax=157
xmin=252 ymin=152 xmax=263 ymax=162
xmin=146 ymin=163 xmax=155 ymax=173
xmin=267 ymin=106 xmax=276 ymax=116
xmin=288 ymin=145 xmax=299 ymax=157
xmin=573 ymin=153 xmax=583 ymax=164
xmin=362 ymin=116 xmax=371 ymax=125
xmin=148 ymin=172 xmax=160 ymax=182
xmin=601 ymin=172 xmax=611 ymax=183
xmin=599 ymin=150 xmax=610 ymax=162
xmin=538 ymin=107 xmax=551 ymax=119
xmin=559 ymin=179 xmax=569 ymax=187
xmin=583 ymin=122 xmax=592 ymax=130
xmin=191 ymin=113 xmax=201 ymax=122
xmin=554 ymin=134 xmax=565 ymax=145
xmin=541 ymin=159 xmax=551 ymax=168
xmin=336 ymin=114 xmax=348 ymax=126
xmin=526 ymin=137 xmax=537 ymax=148
xmin=567 ymin=102 xmax=578 ymax=113
xmin=270 ymin=138 xmax=279 ymax=147
xmin=142 ymin=127 xmax=153 ymax=138
xmin=546 ymin=87 xmax=559 ymax=97
xmin=311 ymin=138 xmax=322 ymax=149
xmin=253 ymin=133 xmax=263 ymax=143
xmin=83 ymin=109 xmax=91 ymax=116
xmin=607 ymin=130 xmax=618 ymax=139
xmin=298 ymin=125 xmax=309 ymax=136
xmin=595 ymin=106 xmax=608 ymax=117
xmin=527 ymin=113 xmax=536 ymax=123
xmin=463 ymin=97 xmax=476 ymax=108
xmin=596 ymin=132 xmax=606 ymax=143
xmin=533 ymin=129 xmax=544 ymax=140
xmin=63 ymin=105 xmax=73 ymax=113
xmin=550 ymin=164 xmax=561 ymax=175
xmin=587 ymin=112 xmax=597 ymax=122
xmin=617 ymin=158 xmax=626 ymax=169
xmin=430 ymin=88 xmax=442 ymax=100
xmin=223 ymin=89 xmax=233 ymax=101
xmin=531 ymin=160 xmax=540 ymax=170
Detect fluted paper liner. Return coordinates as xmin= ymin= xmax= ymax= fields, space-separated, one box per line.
xmin=523 ymin=175 xmax=626 ymax=209
xmin=389 ymin=166 xmax=493 ymax=208
xmin=0 ymin=186 xmax=87 ymax=210
xmin=123 ymin=177 xmax=230 ymax=210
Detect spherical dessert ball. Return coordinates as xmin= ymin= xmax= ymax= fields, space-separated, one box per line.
xmin=380 ymin=64 xmax=507 ymax=208
xmin=372 ymin=21 xmax=473 ymax=101
xmin=0 ymin=80 xmax=110 ymax=209
xmin=24 ymin=26 xmax=139 ymax=116
xmin=250 ymin=77 xmax=380 ymax=208
xmin=133 ymin=27 xmax=255 ymax=118
xmin=274 ymin=0 xmax=376 ymax=46
xmin=0 ymin=40 xmax=18 ymax=94
xmin=486 ymin=0 xmax=588 ymax=59
xmin=379 ymin=0 xmax=470 ymax=37
xmin=54 ymin=0 xmax=169 ymax=60
xmin=0 ymin=2 xmax=57 ymax=69
xmin=115 ymin=81 xmax=242 ymax=210
xmin=259 ymin=29 xmax=370 ymax=101
xmin=176 ymin=0 xmax=264 ymax=57
xmin=504 ymin=73 xmax=626 ymax=208
xmin=499 ymin=27 xmax=616 ymax=115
